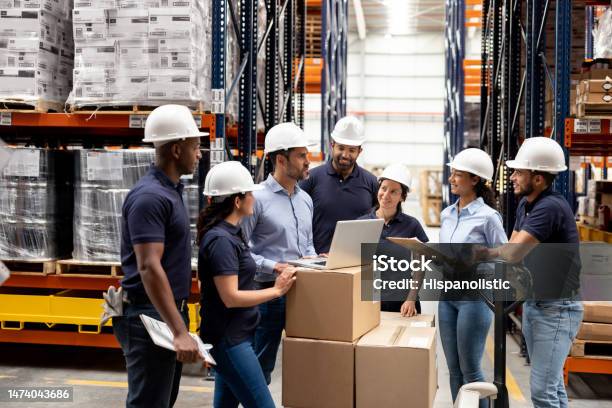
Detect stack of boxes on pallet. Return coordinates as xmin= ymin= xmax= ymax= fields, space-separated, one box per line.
xmin=577 ymin=179 xmax=612 ymax=231
xmin=283 ymin=266 xmax=437 ymax=408
xmin=68 ymin=0 xmax=212 ymax=109
xmin=0 ymin=0 xmax=74 ymax=110
xmin=72 ymin=148 xmax=201 ymax=263
xmin=0 ymin=147 xmax=73 ymax=260
xmin=570 ymin=302 xmax=612 ymax=359
xmin=575 ymin=63 xmax=612 ymax=118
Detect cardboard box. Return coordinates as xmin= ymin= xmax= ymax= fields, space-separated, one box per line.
xmin=21 ymin=0 xmax=66 ymax=18
xmin=117 ymin=0 xmax=161 ymax=7
xmin=0 ymin=68 xmax=36 ymax=97
xmin=282 ymin=337 xmax=355 ymax=408
xmin=381 ymin=312 xmax=435 ymax=328
xmin=118 ymin=39 xmax=158 ymax=69
xmin=75 ymin=42 xmax=117 ymax=68
xmin=587 ymin=198 xmax=598 ymax=218
xmin=581 ymin=92 xmax=612 ymax=104
xmin=585 ymin=79 xmax=612 ymax=94
xmin=158 ymin=38 xmax=192 ymax=53
xmin=148 ymin=69 xmax=196 ymax=100
xmin=581 ymin=68 xmax=612 ymax=80
xmin=107 ymin=9 xmax=149 ymax=39
xmin=72 ymin=8 xmax=107 ymax=42
xmin=356 ymin=325 xmax=437 ymax=408
xmin=148 ymin=8 xmax=193 ymax=39
xmin=286 ymin=266 xmax=381 ymax=342
xmin=74 ymin=0 xmax=116 ymax=8
xmin=113 ymin=69 xmax=148 ymax=101
xmin=583 ymin=302 xmax=612 ymax=324
xmin=577 ymin=322 xmax=612 ymax=341
xmin=0 ymin=37 xmax=39 ymax=52
xmin=0 ymin=9 xmax=56 ymax=37
xmin=156 ymin=51 xmax=193 ymax=70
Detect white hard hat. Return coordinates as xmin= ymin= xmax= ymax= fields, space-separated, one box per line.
xmin=447 ymin=148 xmax=494 ymax=181
xmin=143 ymin=104 xmax=208 ymax=146
xmin=331 ymin=116 xmax=365 ymax=146
xmin=264 ymin=122 xmax=316 ymax=155
xmin=379 ymin=163 xmax=412 ymax=191
xmin=203 ymin=161 xmax=265 ymax=197
xmin=506 ymin=137 xmax=567 ymax=174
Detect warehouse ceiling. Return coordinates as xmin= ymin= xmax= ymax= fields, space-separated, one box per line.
xmin=348 ymin=0 xmax=446 ymax=36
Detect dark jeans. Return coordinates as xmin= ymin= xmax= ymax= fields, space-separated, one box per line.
xmin=211 ymin=337 xmax=275 ymax=408
xmin=112 ymin=303 xmax=189 ymax=408
xmin=253 ymin=293 xmax=285 ymax=385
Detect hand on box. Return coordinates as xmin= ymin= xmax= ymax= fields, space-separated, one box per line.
xmin=275 ymin=267 xmax=297 ymax=296
xmin=400 ymin=300 xmax=417 ymax=317
xmin=273 ymin=262 xmax=290 ymax=275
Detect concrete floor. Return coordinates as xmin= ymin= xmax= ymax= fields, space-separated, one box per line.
xmin=1 ymin=199 xmax=611 ymax=407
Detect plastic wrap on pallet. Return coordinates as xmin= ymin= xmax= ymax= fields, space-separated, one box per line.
xmin=0 ymin=147 xmax=74 ymax=259
xmin=67 ymin=0 xmax=212 ymax=110
xmin=72 ymin=148 xmax=200 ymax=262
xmin=0 ymin=0 xmax=74 ymax=108
xmin=594 ymin=9 xmax=612 ymax=60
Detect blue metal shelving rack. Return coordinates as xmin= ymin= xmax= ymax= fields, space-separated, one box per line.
xmin=211 ymin=0 xmax=306 ymax=175
xmin=320 ymin=0 xmax=348 ymax=157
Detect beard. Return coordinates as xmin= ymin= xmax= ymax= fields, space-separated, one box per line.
xmin=333 ymin=156 xmax=355 ymax=170
xmin=515 ymin=181 xmax=534 ymax=197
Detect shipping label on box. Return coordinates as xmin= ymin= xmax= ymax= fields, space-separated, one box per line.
xmin=107 ymin=9 xmax=149 ymax=39
xmin=0 ymin=50 xmax=36 ymax=68
xmin=73 ymin=22 xmax=108 ymax=42
xmin=74 ymin=0 xmax=116 ymax=8
xmin=21 ymin=0 xmax=65 ymax=18
xmin=86 ymin=151 xmax=124 ymax=181
xmin=0 ymin=37 xmax=39 ymax=52
xmin=156 ymin=51 xmax=192 ymax=69
xmin=149 ymin=8 xmax=193 ymax=39
xmin=75 ymin=42 xmax=117 ymax=68
xmin=157 ymin=38 xmax=191 ymax=53
xmin=3 ymin=148 xmax=40 ymax=177
xmin=0 ymin=68 xmax=36 ymax=97
xmin=0 ymin=9 xmax=42 ymax=36
xmin=72 ymin=8 xmax=106 ymax=23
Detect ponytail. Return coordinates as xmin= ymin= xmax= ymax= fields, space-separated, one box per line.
xmin=474 ymin=179 xmax=497 ymax=210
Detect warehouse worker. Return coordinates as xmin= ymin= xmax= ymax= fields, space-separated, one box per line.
xmin=113 ymin=104 xmax=204 ymax=407
xmin=241 ymin=122 xmax=317 ymax=384
xmin=198 ymin=161 xmax=296 ymax=408
xmin=438 ymin=148 xmax=508 ymax=408
xmin=299 ymin=116 xmax=378 ymax=254
xmin=358 ymin=163 xmax=429 ymax=314
xmin=482 ymin=137 xmax=583 ymax=408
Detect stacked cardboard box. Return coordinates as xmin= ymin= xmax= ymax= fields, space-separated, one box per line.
xmin=283 ymin=266 xmax=437 ymax=408
xmin=575 ymin=68 xmax=612 ymax=118
xmin=577 ymin=179 xmax=612 ymax=229
xmin=571 ymin=302 xmax=612 ymax=357
xmin=67 ymin=0 xmax=212 ymax=109
xmin=0 ymin=0 xmax=74 ymax=109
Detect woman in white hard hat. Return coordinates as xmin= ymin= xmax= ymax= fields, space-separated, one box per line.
xmin=358 ymin=163 xmax=429 ymax=315
xmin=439 ymin=148 xmax=508 ymax=408
xmin=197 ymin=161 xmax=296 ymax=408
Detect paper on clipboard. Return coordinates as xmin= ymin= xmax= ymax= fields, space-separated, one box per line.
xmin=386 ymin=237 xmax=453 ymax=265
xmin=139 ymin=314 xmax=216 ymax=366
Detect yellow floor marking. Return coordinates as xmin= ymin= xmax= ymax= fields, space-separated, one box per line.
xmin=65 ymin=379 xmax=212 ymax=393
xmin=485 ymin=335 xmax=526 ymax=403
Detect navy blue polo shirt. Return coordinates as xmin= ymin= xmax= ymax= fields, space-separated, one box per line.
xmin=300 ymin=161 xmax=378 ymax=253
xmin=120 ymin=165 xmax=192 ymax=301
xmin=198 ymin=221 xmax=260 ymax=346
xmin=359 ymin=209 xmax=429 ymax=244
xmin=514 ymin=187 xmax=580 ymax=299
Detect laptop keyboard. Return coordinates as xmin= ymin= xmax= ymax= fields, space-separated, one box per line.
xmin=311 ymin=260 xmax=327 ymax=266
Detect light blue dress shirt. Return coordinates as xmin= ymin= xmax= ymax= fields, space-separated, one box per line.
xmin=439 ymin=197 xmax=508 ymax=245
xmin=241 ymin=174 xmax=317 ymax=282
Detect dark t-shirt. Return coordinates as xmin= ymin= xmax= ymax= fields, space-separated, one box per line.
xmin=121 ymin=166 xmax=192 ymax=301
xmin=300 ymin=161 xmax=378 ymax=253
xmin=514 ymin=187 xmax=581 ymax=299
xmin=358 ymin=209 xmax=429 ymax=244
xmin=198 ymin=221 xmax=260 ymax=345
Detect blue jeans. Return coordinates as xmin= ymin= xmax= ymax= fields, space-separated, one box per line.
xmin=253 ymin=294 xmax=285 ymax=385
xmin=439 ymin=300 xmax=493 ymax=408
xmin=112 ymin=303 xmax=189 ymax=408
xmin=522 ymin=300 xmax=583 ymax=408
xmin=210 ymin=337 xmax=275 ymax=408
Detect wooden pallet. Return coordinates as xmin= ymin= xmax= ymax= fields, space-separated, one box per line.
xmin=0 ymin=99 xmax=64 ymax=113
xmin=1 ymin=259 xmax=57 ymax=275
xmin=55 ymin=259 xmax=122 ymax=277
xmin=577 ymin=103 xmax=612 ymax=118
xmin=571 ymin=339 xmax=612 ymax=358
xmin=69 ymin=101 xmax=207 ymax=114
xmin=423 ymin=197 xmax=442 ymax=227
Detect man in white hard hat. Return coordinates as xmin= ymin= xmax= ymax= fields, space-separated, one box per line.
xmin=113 ymin=104 xmax=205 ymax=407
xmin=241 ymin=122 xmax=317 ymax=384
xmin=483 ymin=137 xmax=582 ymax=408
xmin=299 ymin=116 xmax=378 ymax=254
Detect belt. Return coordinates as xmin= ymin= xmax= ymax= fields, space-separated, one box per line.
xmin=126 ymin=292 xmax=188 ymax=313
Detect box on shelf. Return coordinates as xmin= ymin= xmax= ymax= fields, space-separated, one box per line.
xmin=286 ymin=266 xmax=381 ymax=342
xmin=107 ymin=9 xmax=149 ymax=39
xmin=282 ymin=337 xmax=356 ymax=408
xmin=148 ymin=8 xmax=194 ymax=39
xmin=577 ymin=322 xmax=612 ymax=342
xmin=583 ymin=302 xmax=612 ymax=324
xmin=356 ymin=324 xmax=437 ymax=408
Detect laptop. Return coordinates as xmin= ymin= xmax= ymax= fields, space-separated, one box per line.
xmin=289 ymin=219 xmax=384 ymax=270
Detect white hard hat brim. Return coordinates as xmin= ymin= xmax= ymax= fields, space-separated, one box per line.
xmin=203 ymin=182 xmax=266 ymax=197
xmin=505 ymin=159 xmax=566 ymax=173
xmin=264 ymin=141 xmax=319 ymax=155
xmin=143 ymin=131 xmax=209 ymax=144
xmin=331 ymin=135 xmax=364 ymax=146
xmin=446 ymin=162 xmax=493 ymax=181
xmin=378 ymin=176 xmax=410 ymax=191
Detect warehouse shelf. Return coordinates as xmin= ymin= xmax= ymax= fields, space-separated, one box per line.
xmin=577 ymin=223 xmax=612 ymax=243
xmin=565 ymin=117 xmax=612 ymax=156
